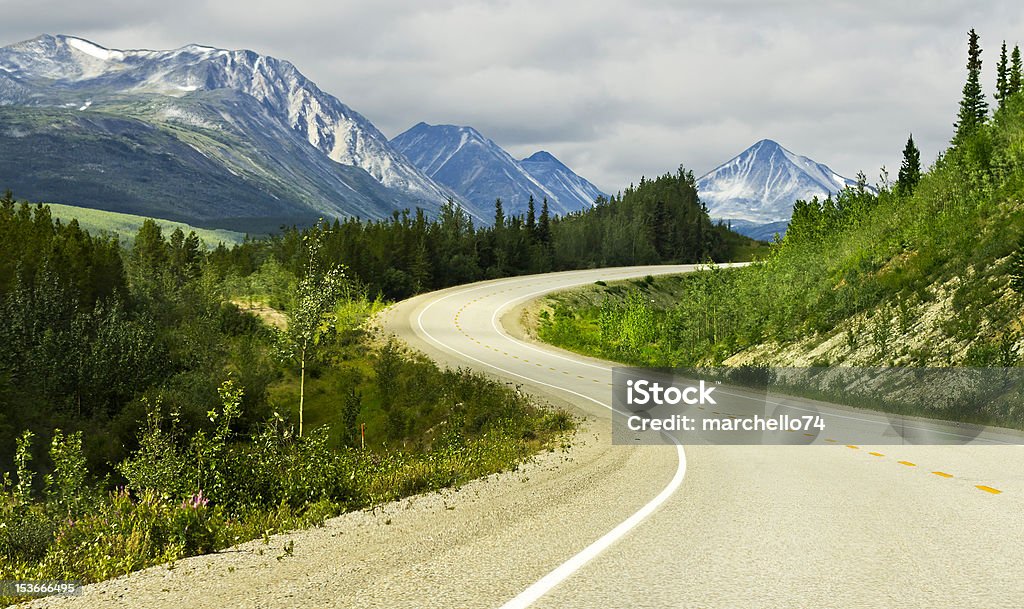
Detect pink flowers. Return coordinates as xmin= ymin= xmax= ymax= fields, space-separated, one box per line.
xmin=182 ymin=490 xmax=209 ymax=509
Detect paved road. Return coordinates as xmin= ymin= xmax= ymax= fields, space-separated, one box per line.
xmin=381 ymin=265 xmax=1024 ymax=608
xmin=34 ymin=265 xmax=1024 ymax=608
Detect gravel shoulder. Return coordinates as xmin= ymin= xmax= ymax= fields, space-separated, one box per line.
xmin=26 ymin=277 xmax=678 ymax=609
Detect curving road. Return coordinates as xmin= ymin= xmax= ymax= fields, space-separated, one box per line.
xmin=35 ymin=265 xmax=1024 ymax=608
xmin=381 ymin=265 xmax=1024 ymax=609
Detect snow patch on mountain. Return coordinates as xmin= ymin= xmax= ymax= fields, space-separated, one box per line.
xmin=697 ymin=139 xmax=861 ymax=224
xmin=519 ymin=151 xmax=604 ymax=212
xmin=391 ymin=123 xmax=604 ymax=217
xmin=0 ymin=34 xmax=463 ymax=213
xmin=65 ymin=37 xmax=124 ymax=62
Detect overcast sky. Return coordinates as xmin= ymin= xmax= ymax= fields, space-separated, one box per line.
xmin=3 ymin=1 xmax=1023 ymax=193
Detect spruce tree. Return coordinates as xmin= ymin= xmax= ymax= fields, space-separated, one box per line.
xmin=1011 ymin=45 xmax=1023 ymax=97
xmin=897 ymin=134 xmax=921 ymax=196
xmin=525 ymin=195 xmax=536 ymax=236
xmin=996 ymin=40 xmax=1009 ymax=109
xmin=494 ymin=198 xmax=505 ymax=229
xmin=538 ymin=198 xmax=551 ymax=246
xmin=954 ymin=29 xmax=988 ymax=142
xmin=131 ymin=219 xmax=168 ymax=279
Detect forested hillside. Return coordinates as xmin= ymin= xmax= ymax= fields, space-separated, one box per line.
xmin=0 ymin=194 xmax=574 ymax=597
xmin=218 ymin=168 xmax=757 ymax=301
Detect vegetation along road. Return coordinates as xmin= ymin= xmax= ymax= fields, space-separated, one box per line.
xmin=28 ymin=264 xmax=1024 ymax=608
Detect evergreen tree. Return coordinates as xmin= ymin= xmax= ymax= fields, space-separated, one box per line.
xmin=129 ymin=219 xmax=168 ymax=296
xmin=897 ymin=134 xmax=922 ymax=196
xmin=525 ymin=196 xmax=536 ymax=237
xmin=954 ymin=29 xmax=988 ymax=142
xmin=131 ymin=219 xmax=168 ymax=275
xmin=168 ymin=228 xmax=202 ymax=283
xmin=409 ymin=238 xmax=431 ymax=293
xmin=493 ymin=198 xmax=505 ymax=229
xmin=1011 ymin=45 xmax=1023 ymax=97
xmin=996 ymin=40 xmax=1009 ymax=109
xmin=538 ymin=198 xmax=551 ymax=246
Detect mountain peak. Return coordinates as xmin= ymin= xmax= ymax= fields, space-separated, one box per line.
xmin=392 ymin=124 xmax=605 ymax=216
xmin=522 ymin=150 xmax=560 ymax=164
xmin=697 ymin=140 xmax=860 ymax=224
xmin=0 ymin=34 xmax=474 ymax=226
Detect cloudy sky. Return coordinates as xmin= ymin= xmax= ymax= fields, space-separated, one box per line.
xmin=3 ymin=1 xmax=1023 ymax=193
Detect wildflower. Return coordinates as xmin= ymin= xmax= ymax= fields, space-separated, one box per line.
xmin=182 ymin=490 xmax=209 ymax=509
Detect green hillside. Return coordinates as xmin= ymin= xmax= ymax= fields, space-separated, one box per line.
xmin=45 ymin=202 xmax=246 ymax=246
xmin=538 ymin=32 xmax=1024 ymax=429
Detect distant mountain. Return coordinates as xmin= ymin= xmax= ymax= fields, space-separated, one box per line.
xmin=718 ymin=219 xmax=790 ymax=242
xmin=390 ymin=122 xmax=604 ymax=217
xmin=697 ymin=139 xmax=861 ymax=225
xmin=518 ymin=151 xmax=606 ymax=213
xmin=0 ymin=35 xmax=474 ymax=231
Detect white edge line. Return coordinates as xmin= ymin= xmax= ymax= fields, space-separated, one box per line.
xmin=498 ymin=443 xmax=685 ymax=609
xmin=412 ymin=274 xmax=687 ymax=608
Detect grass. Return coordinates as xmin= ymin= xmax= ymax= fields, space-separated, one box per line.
xmin=46 ymin=203 xmax=247 ymax=247
xmin=535 ymin=102 xmax=1024 ymax=432
xmin=0 ymin=314 xmax=575 ymax=606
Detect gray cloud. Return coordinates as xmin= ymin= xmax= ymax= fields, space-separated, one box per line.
xmin=2 ymin=0 xmax=1023 ymax=193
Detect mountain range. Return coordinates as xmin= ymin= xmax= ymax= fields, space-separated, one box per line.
xmin=390 ymin=123 xmax=604 ymax=216
xmin=0 ymin=35 xmax=856 ymax=238
xmin=697 ymin=139 xmax=862 ymax=236
xmin=0 ymin=35 xmax=477 ymax=231
xmin=0 ymin=35 xmax=605 ymax=232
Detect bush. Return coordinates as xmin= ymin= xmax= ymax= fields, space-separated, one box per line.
xmin=0 ymin=341 xmax=575 ymax=597
xmin=0 ymin=505 xmax=54 ymax=565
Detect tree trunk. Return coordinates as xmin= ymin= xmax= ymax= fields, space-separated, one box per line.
xmin=299 ymin=347 xmax=306 ymax=437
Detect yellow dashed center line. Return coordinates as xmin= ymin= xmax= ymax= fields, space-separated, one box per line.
xmin=459 ymin=292 xmax=1004 ymax=500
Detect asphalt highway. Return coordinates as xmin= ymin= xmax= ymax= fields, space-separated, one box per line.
xmin=33 ymin=265 xmax=1024 ymax=609
xmin=381 ymin=265 xmax=1024 ymax=609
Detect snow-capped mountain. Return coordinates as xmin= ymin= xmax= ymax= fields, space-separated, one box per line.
xmin=697 ymin=139 xmax=861 ymax=224
xmin=0 ymin=35 xmax=473 ymax=230
xmin=518 ymin=151 xmax=605 ymax=213
xmin=390 ymin=122 xmax=603 ymax=217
